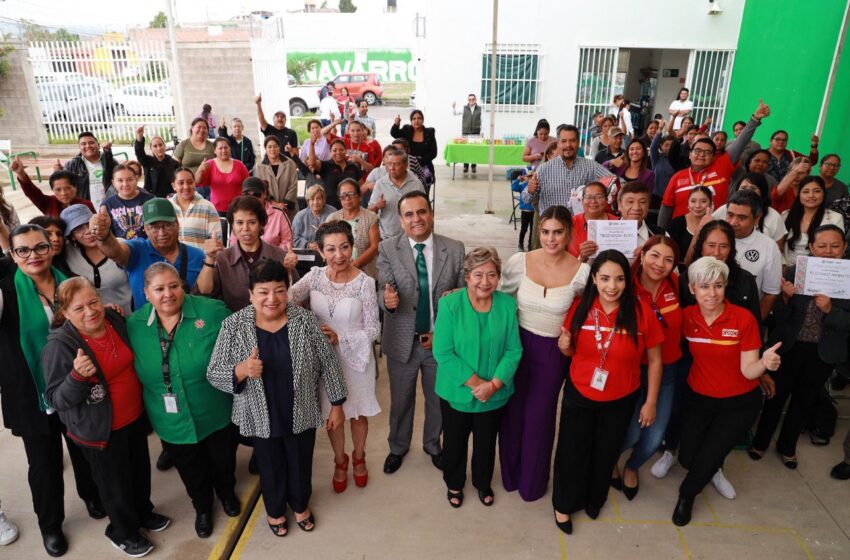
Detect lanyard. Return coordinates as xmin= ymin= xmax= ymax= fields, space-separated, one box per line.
xmin=593 ymin=308 xmax=617 ymax=368
xmin=687 ymin=166 xmax=706 ymax=187
xmin=157 ymin=314 xmax=183 ymax=393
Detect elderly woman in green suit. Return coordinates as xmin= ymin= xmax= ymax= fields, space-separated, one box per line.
xmin=126 ymin=262 xmax=237 ymax=539
xmin=433 ymin=247 xmax=523 ymax=508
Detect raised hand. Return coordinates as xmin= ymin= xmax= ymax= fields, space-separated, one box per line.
xmin=10 ymin=156 xmax=24 ymax=175
xmin=203 ymin=235 xmax=223 ymax=262
xmin=73 ymin=348 xmax=96 ymax=377
xmin=101 ymin=141 xmax=113 ymax=152
xmin=236 ymin=347 xmax=263 ymax=381
xmin=255 ymin=94 xmax=262 ymax=105
xmin=283 ymin=245 xmax=298 ymax=270
xmin=135 ymin=124 xmax=145 ymax=139
xmin=578 ymin=240 xmax=598 ymax=263
xmin=754 ymin=99 xmax=770 ymax=120
xmin=89 ymin=206 xmax=112 ymax=241
xmin=383 ymin=283 xmax=399 ymax=310
xmin=526 ymin=173 xmax=539 ymax=194
xmin=53 ymin=159 xmax=63 ymax=172
xmin=374 ymin=194 xmax=387 ymax=210
xmin=394 ymin=114 xmax=401 ymax=127
xmin=761 ymin=342 xmax=782 ymax=371
xmin=811 ymin=133 xmax=819 ymax=147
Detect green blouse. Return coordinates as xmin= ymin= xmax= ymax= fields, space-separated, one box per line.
xmin=433 ymin=289 xmax=522 ymax=413
xmin=126 ymin=295 xmax=232 ymax=444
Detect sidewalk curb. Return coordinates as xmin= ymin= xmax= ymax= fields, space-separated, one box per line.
xmin=206 ymin=476 xmax=261 ymax=560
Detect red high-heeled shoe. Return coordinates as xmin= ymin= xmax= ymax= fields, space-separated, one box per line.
xmin=353 ymin=452 xmax=368 ymax=488
xmin=333 ymin=454 xmax=349 ymax=493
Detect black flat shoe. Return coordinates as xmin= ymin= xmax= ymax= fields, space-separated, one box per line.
xmin=585 ymin=505 xmax=600 ymax=520
xmin=195 ymin=511 xmax=213 ymax=539
xmin=447 ymin=490 xmax=464 ymax=508
xmin=477 ymin=488 xmax=494 ymax=506
xmin=42 ymin=531 xmax=68 ymax=557
xmin=295 ymin=513 xmax=315 ymax=532
xmin=623 ymin=483 xmax=639 ymax=501
xmin=221 ymin=496 xmax=241 ymax=517
xmin=831 ymin=461 xmax=850 ymax=480
xmin=554 ymin=511 xmax=572 ymax=535
xmin=383 ymin=453 xmax=404 ymax=474
xmin=428 ymin=451 xmax=444 ymax=471
xmin=156 ymin=449 xmax=174 ymax=472
xmin=747 ymin=448 xmax=765 ymax=461
xmin=267 ymin=519 xmax=288 ymax=537
xmin=84 ymin=498 xmax=107 ymax=519
xmin=672 ymin=497 xmax=693 ymax=527
xmin=610 ymin=476 xmax=623 ymax=491
xmin=780 ymin=454 xmax=798 ymax=470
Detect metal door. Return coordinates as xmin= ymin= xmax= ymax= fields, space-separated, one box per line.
xmin=685 ymin=50 xmax=736 ymax=130
xmin=574 ymin=47 xmax=620 ymax=157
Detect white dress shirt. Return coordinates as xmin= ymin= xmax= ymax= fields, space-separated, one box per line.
xmin=409 ymin=234 xmax=435 ymax=330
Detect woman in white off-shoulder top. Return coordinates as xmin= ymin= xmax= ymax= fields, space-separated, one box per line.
xmin=498 ymin=205 xmax=589 ymax=502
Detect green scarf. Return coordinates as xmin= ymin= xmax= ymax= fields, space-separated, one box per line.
xmin=14 ymin=266 xmax=69 ymax=411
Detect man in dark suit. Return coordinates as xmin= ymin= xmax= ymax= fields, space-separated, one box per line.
xmin=378 ymin=191 xmax=466 ymax=474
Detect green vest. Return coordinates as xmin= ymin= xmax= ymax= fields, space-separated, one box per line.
xmin=462 ymin=105 xmax=482 ymax=135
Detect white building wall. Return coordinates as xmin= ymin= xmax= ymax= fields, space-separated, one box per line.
xmin=282 ymin=12 xmax=418 ymax=51
xmin=417 ymin=0 xmax=745 ymax=163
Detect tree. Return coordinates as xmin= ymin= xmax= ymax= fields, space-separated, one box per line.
xmin=339 ymin=0 xmax=357 ymax=12
xmin=149 ymin=11 xmax=168 ymax=29
xmin=0 ymin=38 xmax=14 ymax=119
xmin=21 ymin=20 xmax=80 ymax=42
xmin=287 ymin=54 xmax=319 ymax=84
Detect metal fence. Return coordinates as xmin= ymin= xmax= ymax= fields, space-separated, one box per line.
xmin=27 ymin=40 xmax=176 ymax=143
xmin=574 ymin=47 xmax=620 ymax=156
xmin=480 ymin=43 xmax=542 ymax=114
xmin=685 ymin=49 xmax=736 ymax=131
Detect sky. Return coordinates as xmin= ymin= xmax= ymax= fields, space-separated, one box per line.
xmin=1 ymin=0 xmax=403 ymax=35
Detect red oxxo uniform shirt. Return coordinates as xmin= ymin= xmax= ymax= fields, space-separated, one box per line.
xmin=682 ymin=301 xmax=762 ymax=398
xmin=634 ymin=273 xmax=683 ymax=365
xmin=564 ymin=298 xmax=664 ymax=402
xmin=663 ymin=154 xmax=737 ymax=218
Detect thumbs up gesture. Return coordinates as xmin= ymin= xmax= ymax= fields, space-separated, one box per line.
xmin=10 ymin=156 xmax=25 ymax=175
xmin=236 ymin=347 xmax=263 ymax=381
xmin=73 ymin=348 xmax=95 ymax=377
xmin=383 ymin=283 xmax=399 ymax=310
xmin=89 ymin=206 xmax=112 ymax=241
xmin=203 ymin=234 xmax=224 ymax=262
xmin=761 ymin=342 xmax=782 ymax=372
xmin=394 ymin=114 xmax=401 ymax=127
xmin=53 ymin=159 xmax=63 ymax=172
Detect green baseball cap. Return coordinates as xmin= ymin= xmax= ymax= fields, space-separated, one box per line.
xmin=142 ymin=198 xmax=177 ymax=223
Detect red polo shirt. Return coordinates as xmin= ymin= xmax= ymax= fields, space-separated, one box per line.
xmin=663 ymin=153 xmax=737 ymax=218
xmin=344 ymin=137 xmax=382 ymax=170
xmin=567 ymin=213 xmax=619 ymax=257
xmin=564 ymin=297 xmax=664 ymax=402
xmin=682 ymin=301 xmax=762 ymax=398
xmin=634 ymin=272 xmax=683 ymax=365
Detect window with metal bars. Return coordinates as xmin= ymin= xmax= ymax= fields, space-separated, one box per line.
xmin=480 ymin=44 xmax=541 ymax=113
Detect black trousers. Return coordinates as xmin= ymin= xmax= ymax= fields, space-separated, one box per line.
xmin=252 ymin=429 xmax=316 ymax=518
xmin=20 ymin=413 xmax=100 ymax=533
xmin=518 ymin=211 xmax=534 ymax=248
xmin=78 ymin=418 xmax=154 ymax=542
xmin=752 ymin=342 xmax=833 ymax=456
xmin=552 ymin=382 xmax=637 ymax=515
xmin=440 ymin=399 xmax=502 ymax=491
xmin=678 ymin=387 xmax=762 ymax=499
xmin=162 ymin=424 xmax=238 ymax=514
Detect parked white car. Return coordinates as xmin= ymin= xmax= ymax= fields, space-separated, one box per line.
xmin=114 ymin=83 xmax=174 ymax=116
xmin=37 ymin=80 xmax=117 ymax=123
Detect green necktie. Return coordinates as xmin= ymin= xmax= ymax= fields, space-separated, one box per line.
xmin=414 ymin=243 xmax=431 ymax=333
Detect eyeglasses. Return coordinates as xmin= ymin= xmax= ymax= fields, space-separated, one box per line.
xmin=692 ymin=148 xmax=714 ymax=157
xmin=146 ymin=222 xmax=175 ymax=232
xmin=583 ymin=194 xmax=606 ymax=201
xmin=650 ymin=301 xmax=668 ymax=328
xmin=823 ymin=162 xmax=841 ymax=169
xmin=12 ymin=242 xmax=52 ymax=259
xmin=339 ymin=192 xmax=359 ymax=200
xmin=773 ymin=137 xmax=788 ymax=143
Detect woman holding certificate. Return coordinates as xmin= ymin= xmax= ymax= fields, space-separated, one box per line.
xmin=552 ymin=250 xmax=663 ymax=534
xmin=567 ymin=182 xmax=618 ymax=260
xmin=750 ymin=225 xmax=850 ymax=469
xmin=781 ymin=176 xmax=845 ymax=267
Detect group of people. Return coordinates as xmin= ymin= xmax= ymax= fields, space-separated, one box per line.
xmin=0 ymin=89 xmax=848 ymax=558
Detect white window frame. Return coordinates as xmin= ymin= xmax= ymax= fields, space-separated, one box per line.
xmin=480 ymin=43 xmax=542 ymax=114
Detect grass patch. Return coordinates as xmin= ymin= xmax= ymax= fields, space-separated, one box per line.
xmin=381 ymin=81 xmax=414 ymax=102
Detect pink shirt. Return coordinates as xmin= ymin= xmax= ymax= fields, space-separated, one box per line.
xmin=229 ymin=203 xmax=293 ymax=249
xmin=200 ymin=159 xmax=250 ymax=212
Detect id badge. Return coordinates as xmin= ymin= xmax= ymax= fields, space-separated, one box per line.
xmin=163 ymin=393 xmax=179 ymax=414
xmin=590 ymin=367 xmax=609 ymax=391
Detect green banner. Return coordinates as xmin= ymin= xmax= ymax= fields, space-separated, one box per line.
xmin=288 ymin=50 xmax=415 ymax=83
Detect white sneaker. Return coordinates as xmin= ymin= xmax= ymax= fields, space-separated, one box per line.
xmin=0 ymin=512 xmax=19 ymax=546
xmin=651 ymin=450 xmax=675 ymax=478
xmin=711 ymin=468 xmax=736 ymax=499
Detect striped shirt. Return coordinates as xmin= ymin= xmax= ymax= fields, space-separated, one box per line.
xmin=169 ymin=193 xmax=222 ymax=249
xmin=523 ymin=156 xmax=613 ymax=215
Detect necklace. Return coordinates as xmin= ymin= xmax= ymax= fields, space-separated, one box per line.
xmin=85 ymin=322 xmax=118 ymax=359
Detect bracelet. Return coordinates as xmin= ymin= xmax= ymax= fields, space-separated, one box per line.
xmin=203 ymin=261 xmax=215 ymax=268
xmin=489 ymin=380 xmax=498 ymax=392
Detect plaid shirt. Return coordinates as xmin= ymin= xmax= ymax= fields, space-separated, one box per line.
xmin=169 ymin=193 xmax=222 ymax=249
xmin=523 ymin=156 xmax=613 ymax=214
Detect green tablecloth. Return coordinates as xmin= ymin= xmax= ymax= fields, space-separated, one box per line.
xmin=443 ymin=143 xmax=525 ymax=166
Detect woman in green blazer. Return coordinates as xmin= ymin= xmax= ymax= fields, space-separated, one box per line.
xmin=126 ymin=262 xmax=237 ymax=539
xmin=433 ymin=247 xmax=522 ymax=508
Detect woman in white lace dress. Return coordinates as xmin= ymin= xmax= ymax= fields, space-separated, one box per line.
xmin=288 ymin=220 xmax=380 ymax=493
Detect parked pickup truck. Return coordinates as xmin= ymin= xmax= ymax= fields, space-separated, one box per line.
xmin=287 ymin=75 xmax=320 ymax=117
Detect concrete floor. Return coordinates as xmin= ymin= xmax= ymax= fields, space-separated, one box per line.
xmin=1 ymin=116 xmax=849 ymax=559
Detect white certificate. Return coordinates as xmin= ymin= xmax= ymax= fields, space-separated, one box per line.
xmin=794 ymin=255 xmax=850 ymax=298
xmin=587 ymin=219 xmax=638 ymax=257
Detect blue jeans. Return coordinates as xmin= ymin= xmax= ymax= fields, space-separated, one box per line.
xmin=621 ymin=361 xmax=682 ymax=471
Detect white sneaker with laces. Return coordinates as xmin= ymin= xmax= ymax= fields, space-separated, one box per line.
xmin=712 ymin=468 xmax=736 ymax=499
xmin=651 ymin=450 xmax=675 ymax=478
xmin=0 ymin=512 xmax=19 ymax=546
